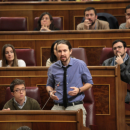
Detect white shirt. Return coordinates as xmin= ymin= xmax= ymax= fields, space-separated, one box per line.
xmin=0 ymin=59 xmax=26 ymax=67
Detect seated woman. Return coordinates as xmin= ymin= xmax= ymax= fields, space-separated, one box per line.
xmin=46 ymin=40 xmax=60 ymax=67
xmin=0 ymin=44 xmax=26 ymax=67
xmin=35 ymin=12 xmax=58 ymax=31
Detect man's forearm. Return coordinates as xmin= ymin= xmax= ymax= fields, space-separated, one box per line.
xmin=46 ymin=86 xmax=54 ymax=93
xmin=80 ymin=83 xmax=92 ymax=93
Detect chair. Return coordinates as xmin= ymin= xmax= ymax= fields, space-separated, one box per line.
xmin=81 ymin=13 xmax=119 ymax=29
xmin=99 ymin=48 xmax=113 ymax=65
xmin=83 ymin=87 xmax=96 ymax=128
xmin=97 ymin=13 xmax=119 ymax=29
xmin=34 ymin=17 xmax=63 ymax=30
xmin=5 ymin=87 xmax=41 ymax=107
xmin=15 ymin=49 xmax=36 ymax=66
xmin=0 ymin=17 xmax=27 ymax=31
xmin=71 ymin=48 xmax=88 ymax=65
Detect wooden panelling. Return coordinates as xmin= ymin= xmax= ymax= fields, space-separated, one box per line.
xmin=0 ymin=110 xmax=86 ymax=130
xmin=0 ymin=0 xmax=129 ymax=30
xmin=0 ymin=66 xmax=129 ymax=130
xmin=0 ymin=30 xmax=130 ymax=66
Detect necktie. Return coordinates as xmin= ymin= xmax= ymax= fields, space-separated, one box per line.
xmin=62 ymin=66 xmax=69 ymax=108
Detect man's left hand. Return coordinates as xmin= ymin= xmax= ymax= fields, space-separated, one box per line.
xmin=68 ymin=87 xmax=79 ymax=96
xmin=115 ymin=53 xmax=124 ymax=65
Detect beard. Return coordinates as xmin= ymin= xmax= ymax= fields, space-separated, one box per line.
xmin=116 ymin=51 xmax=126 ymax=57
xmin=88 ymin=19 xmax=96 ymax=26
xmin=60 ymin=56 xmax=70 ymax=65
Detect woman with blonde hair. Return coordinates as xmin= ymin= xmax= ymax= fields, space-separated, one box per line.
xmin=0 ymin=44 xmax=26 ymax=67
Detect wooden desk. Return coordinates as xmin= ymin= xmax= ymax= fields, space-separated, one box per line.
xmin=0 ymin=109 xmax=90 ymax=130
xmin=0 ymin=66 xmax=129 ymax=130
xmin=0 ymin=30 xmax=130 ymax=66
xmin=0 ymin=0 xmax=129 ymax=30
xmin=126 ymin=110 xmax=130 ymax=127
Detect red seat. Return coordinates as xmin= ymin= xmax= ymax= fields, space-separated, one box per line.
xmin=72 ymin=48 xmax=88 ymax=65
xmin=5 ymin=87 xmax=41 ymax=107
xmin=34 ymin=17 xmax=63 ymax=30
xmin=0 ymin=17 xmax=27 ymax=31
xmin=15 ymin=49 xmax=36 ymax=66
xmin=83 ymin=87 xmax=96 ymax=128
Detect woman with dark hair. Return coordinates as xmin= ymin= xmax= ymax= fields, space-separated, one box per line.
xmin=36 ymin=12 xmax=58 ymax=31
xmin=0 ymin=44 xmax=26 ymax=67
xmin=46 ymin=40 xmax=60 ymax=66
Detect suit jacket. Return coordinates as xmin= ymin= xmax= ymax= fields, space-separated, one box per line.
xmin=77 ymin=19 xmax=109 ymax=30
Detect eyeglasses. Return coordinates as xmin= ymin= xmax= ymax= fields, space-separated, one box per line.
xmin=113 ymin=46 xmax=123 ymax=50
xmin=13 ymin=88 xmax=26 ymax=93
xmin=126 ymin=13 xmax=130 ymax=17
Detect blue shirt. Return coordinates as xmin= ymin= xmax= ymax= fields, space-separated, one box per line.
xmin=46 ymin=57 xmax=93 ymax=104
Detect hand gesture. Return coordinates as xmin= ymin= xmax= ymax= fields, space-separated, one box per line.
xmin=126 ymin=19 xmax=130 ymax=29
xmin=50 ymin=91 xmax=59 ymax=100
xmin=115 ymin=53 xmax=124 ymax=65
xmin=40 ymin=24 xmax=51 ymax=31
xmin=68 ymin=87 xmax=79 ymax=96
xmin=84 ymin=19 xmax=91 ymax=29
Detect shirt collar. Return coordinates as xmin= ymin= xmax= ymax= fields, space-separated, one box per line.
xmin=14 ymin=96 xmax=27 ymax=106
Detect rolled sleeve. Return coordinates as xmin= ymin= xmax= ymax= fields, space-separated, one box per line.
xmin=81 ymin=62 xmax=93 ymax=85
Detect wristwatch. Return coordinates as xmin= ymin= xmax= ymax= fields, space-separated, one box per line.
xmin=78 ymin=88 xmax=81 ymax=93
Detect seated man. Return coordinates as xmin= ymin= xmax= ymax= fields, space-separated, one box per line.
xmin=102 ymin=40 xmax=130 ymax=102
xmin=3 ymin=79 xmax=41 ymax=110
xmin=119 ymin=4 xmax=130 ymax=29
xmin=77 ymin=7 xmax=109 ymax=30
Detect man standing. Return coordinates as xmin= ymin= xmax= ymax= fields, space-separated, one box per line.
xmin=77 ymin=7 xmax=109 ymax=30
xmin=3 ymin=79 xmax=41 ymax=110
xmin=46 ymin=40 xmax=93 ymax=127
xmin=119 ymin=4 xmax=130 ymax=29
xmin=102 ymin=40 xmax=130 ymax=102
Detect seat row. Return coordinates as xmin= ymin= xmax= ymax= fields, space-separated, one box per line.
xmin=0 ymin=17 xmax=62 ymax=31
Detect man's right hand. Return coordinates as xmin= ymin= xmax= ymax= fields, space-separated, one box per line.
xmin=50 ymin=91 xmax=59 ymax=100
xmin=126 ymin=19 xmax=130 ymax=29
xmin=84 ymin=19 xmax=91 ymax=29
xmin=2 ymin=108 xmax=10 ymax=111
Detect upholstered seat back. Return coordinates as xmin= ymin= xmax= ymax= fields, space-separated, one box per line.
xmin=34 ymin=17 xmax=63 ymax=30
xmin=15 ymin=49 xmax=36 ymax=66
xmin=72 ymin=48 xmax=88 ymax=65
xmin=5 ymin=87 xmax=41 ymax=107
xmin=83 ymin=87 xmax=95 ymax=127
xmin=0 ymin=17 xmax=27 ymax=31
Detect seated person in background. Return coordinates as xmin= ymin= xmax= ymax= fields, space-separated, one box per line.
xmin=3 ymin=79 xmax=41 ymax=110
xmin=46 ymin=40 xmax=60 ymax=67
xmin=17 ymin=126 xmax=32 ymax=130
xmin=35 ymin=12 xmax=59 ymax=31
xmin=119 ymin=4 xmax=130 ymax=29
xmin=77 ymin=7 xmax=109 ymax=30
xmin=102 ymin=40 xmax=130 ymax=103
xmin=0 ymin=44 xmax=26 ymax=67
